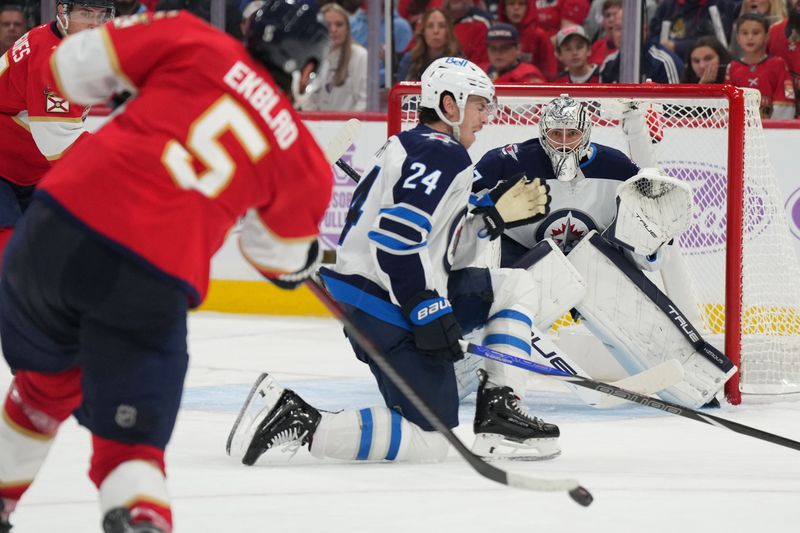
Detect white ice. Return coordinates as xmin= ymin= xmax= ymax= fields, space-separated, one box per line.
xmin=3 ymin=312 xmax=799 ymax=533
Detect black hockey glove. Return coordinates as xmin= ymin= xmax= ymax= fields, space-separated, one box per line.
xmin=401 ymin=290 xmax=464 ymax=362
xmin=264 ymin=240 xmax=321 ymax=290
xmin=472 ymin=174 xmax=551 ymax=240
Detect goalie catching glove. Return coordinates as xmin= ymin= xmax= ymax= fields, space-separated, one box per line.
xmin=606 ymin=168 xmax=693 ymax=257
xmin=401 ymin=290 xmax=464 ymax=361
xmin=473 ymin=174 xmax=550 ymax=240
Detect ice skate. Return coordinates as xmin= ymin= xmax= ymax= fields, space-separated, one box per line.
xmin=102 ymin=507 xmax=164 ymax=533
xmin=471 ymin=370 xmax=561 ymax=460
xmin=226 ymin=373 xmax=321 ymax=465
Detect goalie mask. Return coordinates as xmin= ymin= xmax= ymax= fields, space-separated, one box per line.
xmin=539 ymin=94 xmax=592 ymax=182
xmin=56 ymin=0 xmax=114 ymax=33
xmin=246 ymin=0 xmax=329 ymax=106
xmin=420 ymin=57 xmax=496 ymax=142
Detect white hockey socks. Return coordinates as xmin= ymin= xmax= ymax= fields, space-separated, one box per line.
xmin=309 ymin=408 xmax=449 ymax=462
xmin=99 ymin=460 xmax=172 ymax=532
xmin=0 ymin=409 xmax=56 ymax=515
xmin=482 ymin=304 xmax=535 ymax=394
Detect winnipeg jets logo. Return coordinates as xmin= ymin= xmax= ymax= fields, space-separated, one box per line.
xmin=550 ymin=219 xmax=585 ymax=252
xmin=422 ymin=132 xmax=457 ymax=145
xmin=535 ymin=210 xmax=596 ymax=254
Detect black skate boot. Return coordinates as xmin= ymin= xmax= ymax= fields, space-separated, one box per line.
xmin=226 ymin=373 xmax=321 ymax=466
xmin=102 ymin=507 xmax=164 ymax=533
xmin=0 ymin=498 xmax=11 ymax=533
xmin=472 ymin=369 xmax=561 ymax=460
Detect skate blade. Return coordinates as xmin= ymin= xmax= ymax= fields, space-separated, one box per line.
xmin=471 ymin=433 xmax=561 ymax=461
xmin=226 ymin=373 xmax=284 ymax=459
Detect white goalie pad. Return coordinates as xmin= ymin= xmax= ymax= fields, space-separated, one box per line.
xmin=567 ymin=231 xmax=736 ymax=408
xmin=505 ymin=238 xmax=586 ymax=330
xmin=607 ymin=168 xmax=694 ymax=257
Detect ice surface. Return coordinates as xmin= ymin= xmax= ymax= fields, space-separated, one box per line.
xmin=3 ymin=313 xmax=799 ymax=532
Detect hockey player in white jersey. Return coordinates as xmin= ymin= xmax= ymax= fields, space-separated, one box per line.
xmin=466 ymin=94 xmax=736 ymax=409
xmin=227 ymin=57 xmax=566 ymax=465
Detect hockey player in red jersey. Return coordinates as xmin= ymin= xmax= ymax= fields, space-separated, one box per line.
xmin=0 ymin=4 xmax=332 ymax=532
xmin=0 ymin=0 xmax=114 ymax=268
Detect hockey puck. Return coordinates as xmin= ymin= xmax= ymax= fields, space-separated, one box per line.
xmin=568 ymin=486 xmax=593 ymax=507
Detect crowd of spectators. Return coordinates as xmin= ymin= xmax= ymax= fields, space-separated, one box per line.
xmin=3 ymin=0 xmax=800 ymax=118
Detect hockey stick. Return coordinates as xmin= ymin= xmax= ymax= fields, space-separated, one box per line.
xmin=321 ymin=119 xmax=362 ymax=264
xmin=466 ymin=342 xmax=800 ymax=453
xmin=326 ymin=129 xmax=681 ymax=405
xmin=570 ymin=360 xmax=684 ymax=409
xmin=305 ymin=279 xmax=593 ymax=506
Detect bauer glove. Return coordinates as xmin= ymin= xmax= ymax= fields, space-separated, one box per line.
xmin=401 ymin=290 xmax=464 ymax=362
xmin=473 ymin=174 xmax=550 ymax=239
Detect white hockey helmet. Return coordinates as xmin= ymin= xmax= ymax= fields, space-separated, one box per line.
xmin=420 ymin=57 xmax=495 ymax=135
xmin=539 ymin=94 xmax=592 ymax=182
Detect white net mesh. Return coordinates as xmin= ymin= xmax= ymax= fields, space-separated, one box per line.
xmin=393 ymin=85 xmax=800 ymax=400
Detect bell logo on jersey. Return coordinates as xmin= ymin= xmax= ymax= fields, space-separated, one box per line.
xmin=45 ymin=90 xmax=69 ymax=113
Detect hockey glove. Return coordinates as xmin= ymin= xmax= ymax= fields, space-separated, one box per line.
xmin=263 ymin=240 xmax=322 ymax=290
xmin=473 ymin=175 xmax=550 ymax=240
xmin=401 ymin=290 xmax=464 ymax=362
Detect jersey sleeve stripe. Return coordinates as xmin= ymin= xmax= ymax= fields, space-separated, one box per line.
xmin=378 ymin=205 xmax=432 ymax=233
xmin=367 ymin=230 xmax=427 ymax=253
xmin=98 ymin=25 xmax=136 ymax=91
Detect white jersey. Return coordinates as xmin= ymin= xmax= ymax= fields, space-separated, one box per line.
xmin=473 ymin=138 xmax=640 ymax=262
xmin=320 ymin=124 xmax=489 ymax=329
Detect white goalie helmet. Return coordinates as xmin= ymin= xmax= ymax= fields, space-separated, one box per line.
xmin=420 ymin=57 xmax=495 ymax=136
xmin=539 ymin=94 xmax=592 ymax=182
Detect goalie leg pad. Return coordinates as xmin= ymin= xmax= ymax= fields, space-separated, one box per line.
xmin=503 ymin=238 xmax=586 ymax=330
xmin=310 ymin=407 xmax=449 ymax=462
xmin=568 ymin=231 xmax=735 ymax=408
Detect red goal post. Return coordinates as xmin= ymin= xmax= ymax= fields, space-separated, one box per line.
xmin=388 ymin=82 xmax=800 ymax=405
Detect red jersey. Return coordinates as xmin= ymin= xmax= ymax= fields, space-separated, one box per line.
xmin=496 ymin=0 xmax=557 ymax=80
xmin=453 ymin=8 xmax=491 ymax=65
xmin=767 ymin=20 xmax=800 ymax=91
xmin=727 ymin=56 xmax=795 ymax=116
xmin=534 ymin=0 xmax=590 ymax=38
xmin=487 ymin=61 xmax=547 ymax=83
xmin=589 ymin=37 xmax=615 ymax=65
xmin=0 ymin=22 xmax=88 ymax=186
xmin=41 ymin=12 xmax=333 ymax=305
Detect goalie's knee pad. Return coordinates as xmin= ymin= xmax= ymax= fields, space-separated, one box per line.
xmin=567 ymin=231 xmax=736 ymax=408
xmin=310 ymin=407 xmax=449 ymax=462
xmin=494 ymin=239 xmax=585 ymax=330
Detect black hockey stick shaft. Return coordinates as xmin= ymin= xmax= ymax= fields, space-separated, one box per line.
xmin=336 ymin=159 xmax=361 ymax=183
xmin=467 ymin=343 xmax=800 ymax=452
xmin=305 ymin=278 xmax=593 ymax=505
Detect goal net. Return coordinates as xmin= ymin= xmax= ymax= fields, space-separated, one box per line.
xmin=388 ymin=83 xmax=800 ymax=404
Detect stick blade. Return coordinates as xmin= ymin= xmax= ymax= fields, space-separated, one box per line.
xmin=323 ymin=118 xmax=361 ymax=164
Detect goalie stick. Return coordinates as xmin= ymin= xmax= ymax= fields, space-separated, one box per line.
xmin=306 ymin=277 xmax=592 ymax=505
xmin=466 ymin=342 xmax=800 ymax=453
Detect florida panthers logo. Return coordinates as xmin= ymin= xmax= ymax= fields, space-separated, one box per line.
xmin=534 ymin=210 xmax=597 ymax=253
